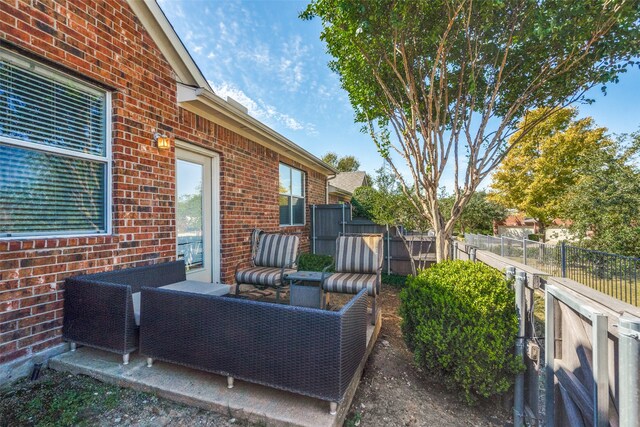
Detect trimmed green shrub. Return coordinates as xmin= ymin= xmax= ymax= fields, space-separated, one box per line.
xmin=381 ymin=273 xmax=407 ymax=288
xmin=399 ymin=260 xmax=521 ymax=404
xmin=297 ymin=253 xmax=334 ymax=272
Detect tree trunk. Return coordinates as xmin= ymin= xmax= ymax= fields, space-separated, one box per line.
xmin=434 ymin=229 xmax=452 ymax=262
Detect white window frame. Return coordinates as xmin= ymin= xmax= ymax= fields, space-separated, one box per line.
xmin=279 ymin=163 xmax=305 ymax=226
xmin=0 ymin=48 xmax=112 ymax=239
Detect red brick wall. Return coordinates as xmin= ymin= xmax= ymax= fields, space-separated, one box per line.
xmin=175 ymin=109 xmax=326 ymax=281
xmin=0 ymin=0 xmax=326 ymax=366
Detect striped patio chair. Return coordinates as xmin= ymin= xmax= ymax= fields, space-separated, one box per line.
xmin=322 ymin=234 xmax=383 ymax=324
xmin=235 ymin=231 xmax=300 ymax=300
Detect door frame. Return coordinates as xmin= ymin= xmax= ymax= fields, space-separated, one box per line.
xmin=175 ymin=141 xmax=221 ymax=284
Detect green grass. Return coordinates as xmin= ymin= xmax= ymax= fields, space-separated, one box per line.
xmin=0 ymin=370 xmax=143 ymax=427
xmin=344 ymin=411 xmax=362 ymax=427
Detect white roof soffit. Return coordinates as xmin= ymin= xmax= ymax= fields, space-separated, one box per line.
xmin=177 ymin=84 xmax=336 ymax=175
xmin=126 ymin=0 xmax=212 ymax=91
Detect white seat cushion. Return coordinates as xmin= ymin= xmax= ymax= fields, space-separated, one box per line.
xmin=132 ymin=292 xmax=141 ymax=326
xmin=132 ymin=281 xmax=230 ymax=326
xmin=161 ymin=280 xmax=231 ymax=296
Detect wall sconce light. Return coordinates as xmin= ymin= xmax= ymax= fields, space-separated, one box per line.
xmin=154 ymin=133 xmax=171 ymax=150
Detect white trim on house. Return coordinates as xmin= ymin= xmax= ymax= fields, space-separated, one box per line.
xmin=127 ymin=0 xmax=336 ymax=177
xmin=279 ymin=163 xmax=306 ymax=227
xmin=0 ymin=48 xmax=112 ymax=239
xmin=177 ymin=84 xmax=335 ymax=175
xmin=125 ymin=0 xmax=211 ymax=91
xmin=175 ymin=140 xmax=221 ymax=284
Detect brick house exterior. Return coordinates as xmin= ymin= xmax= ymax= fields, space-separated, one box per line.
xmin=0 ymin=0 xmax=334 ymax=374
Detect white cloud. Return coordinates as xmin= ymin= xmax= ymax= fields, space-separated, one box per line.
xmin=210 ymin=81 xmax=314 ymax=134
xmin=193 ymin=45 xmax=203 ymax=54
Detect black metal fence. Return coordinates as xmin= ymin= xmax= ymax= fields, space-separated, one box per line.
xmin=465 ymin=233 xmax=639 ymax=306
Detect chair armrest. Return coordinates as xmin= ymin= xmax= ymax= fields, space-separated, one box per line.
xmin=63 ymin=278 xmax=136 ymax=354
xmin=320 ymin=263 xmax=335 ymax=289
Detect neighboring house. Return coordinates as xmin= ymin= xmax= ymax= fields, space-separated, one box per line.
xmin=0 ymin=0 xmax=335 ymax=373
xmin=327 ymin=171 xmax=369 ymax=203
xmin=494 ymin=211 xmax=571 ymax=243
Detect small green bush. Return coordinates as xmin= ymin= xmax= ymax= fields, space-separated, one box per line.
xmin=298 ymin=253 xmax=334 ymax=272
xmin=399 ymin=260 xmax=521 ymax=404
xmin=382 ymin=273 xmax=407 ymax=288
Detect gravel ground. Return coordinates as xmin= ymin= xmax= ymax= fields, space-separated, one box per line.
xmin=345 ymin=286 xmax=513 ymax=427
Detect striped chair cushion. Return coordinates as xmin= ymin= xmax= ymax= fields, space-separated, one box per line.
xmin=235 ymin=267 xmax=297 ymax=287
xmin=335 ymin=234 xmax=383 ymax=274
xmin=254 ymin=233 xmax=299 ymax=268
xmin=323 ymin=273 xmax=377 ymax=296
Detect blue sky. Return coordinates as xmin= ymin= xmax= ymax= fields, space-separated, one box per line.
xmin=158 ymin=0 xmax=640 ymax=189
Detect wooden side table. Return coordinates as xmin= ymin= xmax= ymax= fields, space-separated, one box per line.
xmin=284 ymin=271 xmax=332 ymax=309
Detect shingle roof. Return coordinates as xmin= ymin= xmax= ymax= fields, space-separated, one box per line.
xmin=328 ymin=171 xmax=369 ymax=194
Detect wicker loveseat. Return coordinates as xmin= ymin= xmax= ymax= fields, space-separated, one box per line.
xmin=63 ymin=260 xmax=229 ymax=364
xmin=139 ymin=287 xmax=368 ymax=414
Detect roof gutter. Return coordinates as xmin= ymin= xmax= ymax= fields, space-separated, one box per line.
xmin=177 ymin=83 xmax=337 ymax=176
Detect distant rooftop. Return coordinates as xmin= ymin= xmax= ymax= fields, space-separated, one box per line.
xmin=328 ymin=171 xmax=369 ymax=195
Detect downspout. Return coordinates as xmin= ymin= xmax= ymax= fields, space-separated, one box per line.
xmin=326 ymin=174 xmax=336 ymax=204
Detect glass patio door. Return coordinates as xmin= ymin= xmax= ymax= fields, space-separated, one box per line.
xmin=176 ymin=148 xmax=214 ymax=282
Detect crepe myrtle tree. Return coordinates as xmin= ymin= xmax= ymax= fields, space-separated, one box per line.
xmin=302 ymin=0 xmax=640 ymax=261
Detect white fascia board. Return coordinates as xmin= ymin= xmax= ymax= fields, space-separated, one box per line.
xmin=126 ymin=0 xmax=212 ymax=92
xmin=177 ymin=84 xmax=337 ymax=176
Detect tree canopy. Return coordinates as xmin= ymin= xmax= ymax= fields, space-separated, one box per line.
xmin=302 ymin=0 xmax=640 ymax=260
xmin=489 ymin=108 xmax=612 ymax=226
xmin=441 ymin=191 xmax=507 ymax=235
xmin=321 ymin=152 xmax=361 ymax=172
xmin=563 ymin=131 xmax=640 ymax=256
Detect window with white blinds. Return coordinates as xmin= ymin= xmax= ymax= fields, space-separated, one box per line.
xmin=0 ymin=49 xmax=110 ymax=237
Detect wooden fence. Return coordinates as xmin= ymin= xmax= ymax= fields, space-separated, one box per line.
xmin=310 ymin=204 xmax=435 ymax=275
xmin=457 ymin=242 xmax=640 ymax=427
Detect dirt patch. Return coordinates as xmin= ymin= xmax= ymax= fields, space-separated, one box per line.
xmin=0 ymin=370 xmax=248 ymax=427
xmin=347 ymin=285 xmax=512 ymax=427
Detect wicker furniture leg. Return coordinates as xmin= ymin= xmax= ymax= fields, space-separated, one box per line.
xmin=227 ymin=376 xmax=234 ymax=389
xmin=70 ymin=342 xmax=76 ymax=351
xmin=146 ymin=357 xmax=153 ymax=367
xmin=122 ymin=353 xmax=130 ymax=365
xmin=330 ymin=402 xmax=337 ymax=415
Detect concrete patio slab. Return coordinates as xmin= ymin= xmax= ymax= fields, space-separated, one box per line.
xmin=50 ymin=311 xmax=381 ymax=427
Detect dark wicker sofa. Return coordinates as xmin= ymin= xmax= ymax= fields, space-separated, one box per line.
xmin=139 ymin=287 xmax=368 ymax=414
xmin=63 ymin=261 xmax=187 ymax=364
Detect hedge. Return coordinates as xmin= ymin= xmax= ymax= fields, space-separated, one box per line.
xmin=399 ymin=260 xmax=522 ymax=403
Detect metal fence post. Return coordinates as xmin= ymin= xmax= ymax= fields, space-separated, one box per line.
xmin=592 ymin=313 xmax=609 ymax=427
xmin=501 ymin=236 xmax=505 ymax=257
xmin=452 ymin=241 xmax=458 ymax=260
xmin=506 ymin=266 xmax=516 ymax=282
xmin=545 ymin=287 xmax=556 ymax=427
xmin=560 ymin=241 xmax=567 ymax=278
xmin=514 ymin=271 xmax=526 ymax=427
xmin=523 ymin=238 xmax=527 ymax=266
xmin=341 ymin=203 xmax=346 ymax=235
xmin=619 ymin=314 xmax=640 ymax=427
xmin=312 ymin=204 xmax=316 ymax=254
xmin=470 ymin=247 xmax=477 ymax=262
xmin=386 ymin=225 xmax=391 ymax=275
